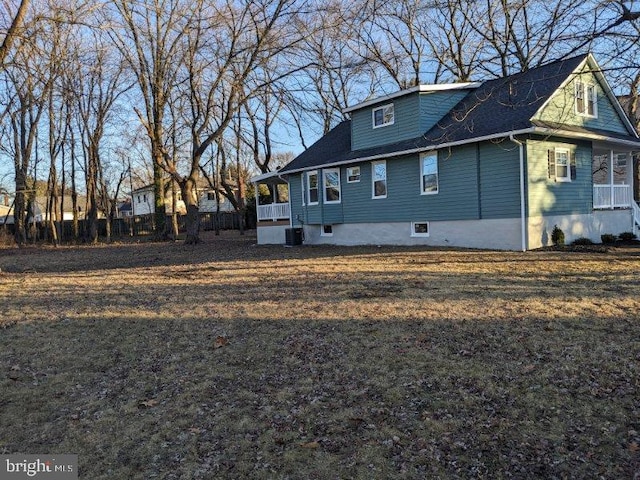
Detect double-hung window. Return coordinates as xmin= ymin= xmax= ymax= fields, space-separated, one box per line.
xmin=323 ymin=168 xmax=341 ymax=203
xmin=575 ymin=81 xmax=597 ymax=118
xmin=421 ymin=152 xmax=439 ymax=194
xmin=347 ymin=166 xmax=360 ymax=183
xmin=307 ymin=171 xmax=318 ymax=204
xmin=548 ymin=148 xmax=575 ymax=182
xmin=372 ymin=160 xmax=387 ymax=198
xmin=372 ymin=104 xmax=394 ymax=128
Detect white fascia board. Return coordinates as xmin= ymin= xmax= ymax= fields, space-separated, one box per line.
xmin=532 ymin=126 xmax=640 ymax=148
xmin=343 ymin=82 xmax=481 ymax=114
xmin=281 ymin=128 xmax=536 ymax=175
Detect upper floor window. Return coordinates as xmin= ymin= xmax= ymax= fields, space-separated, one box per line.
xmin=421 ymin=152 xmax=439 ymax=194
xmin=575 ymin=81 xmax=597 ymax=118
xmin=372 ymin=160 xmax=387 ymax=198
xmin=372 ymin=104 xmax=394 ymax=128
xmin=307 ymin=171 xmax=318 ymax=204
xmin=323 ymin=168 xmax=341 ymax=204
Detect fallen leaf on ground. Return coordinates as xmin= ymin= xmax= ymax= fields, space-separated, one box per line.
xmin=300 ymin=441 xmax=320 ymax=449
xmin=139 ymin=399 xmax=159 ymax=408
xmin=214 ymin=336 xmax=229 ymax=349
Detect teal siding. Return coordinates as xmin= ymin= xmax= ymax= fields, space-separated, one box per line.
xmin=535 ymin=66 xmax=629 ymax=135
xmin=351 ymin=90 xmax=473 ymax=151
xmin=479 ymin=141 xmax=522 ymax=219
xmin=290 ymin=171 xmax=344 ymax=226
xmin=341 ymin=145 xmax=480 ymax=223
xmin=351 ymin=95 xmax=421 ymax=150
xmin=526 ymin=138 xmax=592 ymax=216
xmin=289 ymin=174 xmax=304 ymax=226
xmin=419 ymin=91 xmax=469 ymax=132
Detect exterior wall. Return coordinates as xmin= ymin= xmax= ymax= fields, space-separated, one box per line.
xmin=479 ymin=141 xmax=522 ymax=219
xmin=526 ymin=138 xmax=593 ymax=217
xmin=292 ymin=141 xmax=523 ymax=228
xmin=301 ymin=218 xmax=522 ymax=250
xmin=199 ymin=193 xmax=235 ymax=213
xmin=351 ymin=91 xmax=471 ymax=151
xmin=534 ymin=64 xmax=628 ymax=135
xmin=419 ymin=90 xmax=470 ymax=132
xmin=257 ymin=224 xmax=289 ymax=245
xmin=528 ymin=210 xmax=633 ymax=248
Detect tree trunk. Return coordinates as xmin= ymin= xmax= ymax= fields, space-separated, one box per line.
xmin=182 ymin=176 xmax=200 ymax=244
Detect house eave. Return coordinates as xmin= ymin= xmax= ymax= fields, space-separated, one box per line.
xmin=281 ymin=128 xmax=537 ymax=174
xmin=532 ymin=126 xmax=640 ymax=148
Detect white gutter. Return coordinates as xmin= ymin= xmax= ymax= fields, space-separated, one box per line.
xmin=533 ymin=127 xmax=640 ymax=148
xmin=510 ymin=134 xmax=527 ymax=252
xmin=281 ymin=127 xmax=537 ymax=175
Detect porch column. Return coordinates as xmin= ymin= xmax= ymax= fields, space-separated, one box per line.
xmin=610 ymin=150 xmax=615 ymax=210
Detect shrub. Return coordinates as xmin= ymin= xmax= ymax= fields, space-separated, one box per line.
xmin=571 ymin=237 xmax=594 ymax=246
xmin=600 ymin=233 xmax=617 ymax=245
xmin=551 ymin=225 xmax=565 ymax=246
xmin=618 ymin=231 xmax=637 ymax=242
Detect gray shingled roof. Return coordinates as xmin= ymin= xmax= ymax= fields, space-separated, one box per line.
xmin=281 ymin=54 xmax=640 ymax=174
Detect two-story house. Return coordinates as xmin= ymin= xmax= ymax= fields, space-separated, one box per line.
xmin=254 ymin=54 xmax=640 ymax=250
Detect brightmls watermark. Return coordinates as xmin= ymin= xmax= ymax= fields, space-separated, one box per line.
xmin=0 ymin=455 xmax=77 ymax=480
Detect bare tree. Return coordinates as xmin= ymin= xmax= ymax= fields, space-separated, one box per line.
xmin=0 ymin=0 xmax=30 ymax=67
xmin=107 ymin=0 xmax=195 ymax=238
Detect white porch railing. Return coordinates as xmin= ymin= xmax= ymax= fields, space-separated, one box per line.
xmin=593 ymin=184 xmax=632 ymax=209
xmin=257 ymin=202 xmax=290 ymax=221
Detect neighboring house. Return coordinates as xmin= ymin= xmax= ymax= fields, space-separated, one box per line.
xmin=198 ymin=189 xmax=237 ymax=213
xmin=130 ymin=183 xmax=238 ymax=217
xmin=130 ymin=184 xmax=186 ymax=216
xmin=0 ymin=195 xmax=90 ymax=224
xmin=254 ymin=53 xmax=640 ymax=250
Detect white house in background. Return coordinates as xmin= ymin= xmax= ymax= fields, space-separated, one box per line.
xmin=130 ymin=184 xmax=186 ymax=216
xmin=130 ymin=184 xmax=236 ymax=216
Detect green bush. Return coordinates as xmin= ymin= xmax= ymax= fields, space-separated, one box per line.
xmin=619 ymin=231 xmax=637 ymax=242
xmin=571 ymin=237 xmax=594 ymax=246
xmin=551 ymin=225 xmax=565 ymax=246
xmin=600 ymin=233 xmax=617 ymax=245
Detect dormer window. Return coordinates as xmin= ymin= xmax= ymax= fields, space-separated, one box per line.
xmin=372 ymin=104 xmax=394 ymax=128
xmin=575 ymin=81 xmax=597 ymax=118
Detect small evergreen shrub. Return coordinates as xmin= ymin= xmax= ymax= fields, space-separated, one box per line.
xmin=571 ymin=237 xmax=594 ymax=246
xmin=600 ymin=233 xmax=617 ymax=245
xmin=619 ymin=231 xmax=637 ymax=242
xmin=551 ymin=225 xmax=565 ymax=246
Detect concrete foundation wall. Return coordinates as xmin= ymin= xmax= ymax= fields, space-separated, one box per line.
xmin=301 ymin=218 xmax=522 ymax=250
xmin=257 ymin=224 xmax=289 ymax=244
xmin=528 ymin=210 xmax=633 ymax=248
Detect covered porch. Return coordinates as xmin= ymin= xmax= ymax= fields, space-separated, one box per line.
xmin=592 ymin=146 xmax=635 ymax=209
xmin=252 ymin=171 xmax=290 ymax=222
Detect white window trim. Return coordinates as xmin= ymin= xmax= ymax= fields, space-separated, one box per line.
xmin=301 ymin=174 xmax=305 ymax=206
xmin=372 ymin=160 xmax=387 ymax=199
xmin=307 ymin=170 xmax=319 ymax=205
xmin=323 ymin=168 xmax=341 ymax=204
xmin=411 ymin=222 xmax=430 ymax=237
xmin=347 ymin=166 xmax=361 ymax=183
xmin=575 ymin=80 xmax=598 ymax=118
xmin=372 ymin=103 xmax=394 ymax=129
xmin=321 ymin=224 xmax=333 ymax=237
xmin=555 ymin=148 xmax=571 ymax=183
xmin=420 ymin=151 xmax=439 ymax=195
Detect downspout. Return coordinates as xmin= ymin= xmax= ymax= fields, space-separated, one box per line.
xmin=510 ymin=134 xmax=527 ymax=252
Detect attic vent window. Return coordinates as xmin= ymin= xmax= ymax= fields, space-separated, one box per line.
xmin=575 ymin=81 xmax=597 ymax=118
xmin=373 ymin=104 xmax=394 ymax=128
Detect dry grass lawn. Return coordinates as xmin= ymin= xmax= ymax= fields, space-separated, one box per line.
xmin=0 ymin=231 xmax=639 ymax=479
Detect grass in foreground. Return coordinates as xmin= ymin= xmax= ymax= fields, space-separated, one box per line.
xmin=0 ymin=231 xmax=639 ymax=479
